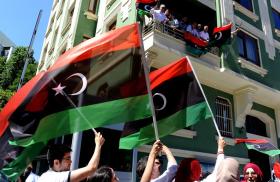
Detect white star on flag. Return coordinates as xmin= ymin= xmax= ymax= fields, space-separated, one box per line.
xmin=52 ymin=83 xmax=66 ymax=96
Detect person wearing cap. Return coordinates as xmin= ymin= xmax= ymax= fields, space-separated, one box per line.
xmin=39 ymin=132 xmax=105 ymax=182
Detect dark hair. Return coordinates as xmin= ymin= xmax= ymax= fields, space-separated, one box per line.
xmin=136 ymin=156 xmax=163 ymax=178
xmin=87 ymin=166 xmax=113 ymax=182
xmin=175 ymin=158 xmax=201 ymax=182
xmin=47 ymin=144 xmax=72 ymax=167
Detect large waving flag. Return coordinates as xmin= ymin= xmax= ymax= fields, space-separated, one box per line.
xmin=119 ymin=57 xmax=212 ymax=149
xmin=0 ymin=23 xmax=152 ymax=178
xmin=235 ymin=138 xmax=280 ymax=157
xmin=210 ymin=23 xmax=232 ymax=48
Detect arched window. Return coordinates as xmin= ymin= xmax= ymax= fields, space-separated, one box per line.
xmin=215 ymin=97 xmax=233 ymax=137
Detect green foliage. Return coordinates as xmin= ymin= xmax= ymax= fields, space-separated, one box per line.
xmin=0 ymin=47 xmax=37 ymax=109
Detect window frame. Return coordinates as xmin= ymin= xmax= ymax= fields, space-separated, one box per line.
xmin=235 ymin=0 xmax=253 ymax=12
xmin=215 ymin=97 xmax=233 ymax=138
xmin=272 ymin=8 xmax=280 ymax=30
xmin=88 ymin=0 xmax=100 ymax=15
xmin=237 ymin=30 xmax=260 ymax=66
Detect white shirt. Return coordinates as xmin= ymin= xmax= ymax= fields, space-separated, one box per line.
xmin=151 ymin=161 xmax=178 ymax=182
xmin=200 ymin=31 xmax=209 ymax=41
xmin=26 ymin=172 xmax=39 ymax=182
xmin=39 ymin=169 xmax=70 ymax=182
xmin=200 ymin=154 xmax=224 ymax=182
xmin=186 ymin=25 xmax=199 ymax=37
xmin=151 ymin=9 xmax=167 ymax=23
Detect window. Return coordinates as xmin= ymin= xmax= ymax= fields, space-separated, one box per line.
xmin=79 ymin=128 xmax=132 ymax=172
xmin=215 ymin=97 xmax=233 ymax=137
xmin=108 ymin=20 xmax=117 ymax=31
xmin=245 ymin=115 xmax=267 ymax=137
xmin=237 ymin=31 xmax=260 ymax=66
xmin=235 ymin=0 xmax=253 ymax=11
xmin=88 ymin=0 xmax=99 ymax=14
xmin=272 ymin=9 xmax=280 ymax=30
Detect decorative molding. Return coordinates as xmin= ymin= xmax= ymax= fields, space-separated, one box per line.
xmin=275 ymin=105 xmax=280 ymax=138
xmin=233 ymin=86 xmax=257 ymax=127
xmin=233 ymin=1 xmax=259 ymax=22
xmin=84 ymin=11 xmax=98 ymax=21
xmin=171 ymin=129 xmax=197 ymax=139
xmin=258 ymin=0 xmax=275 ymax=59
xmin=138 ymin=145 xmax=250 ymax=164
xmin=237 ymin=57 xmax=268 ymax=77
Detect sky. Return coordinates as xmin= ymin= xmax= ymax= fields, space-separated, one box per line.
xmin=0 ymin=1 xmax=53 ymax=61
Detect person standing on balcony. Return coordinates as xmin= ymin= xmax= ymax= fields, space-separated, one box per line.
xmin=199 ymin=25 xmax=209 ymax=41
xmin=186 ymin=22 xmax=199 ymax=37
xmin=151 ymin=4 xmax=167 ymax=23
xmin=179 ymin=17 xmax=189 ymax=32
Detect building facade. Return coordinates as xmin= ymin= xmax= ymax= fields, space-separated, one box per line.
xmin=38 ymin=0 xmax=280 ymax=181
xmin=0 ymin=31 xmax=15 ymax=60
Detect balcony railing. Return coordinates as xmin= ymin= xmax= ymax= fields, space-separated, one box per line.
xmin=143 ymin=21 xmax=220 ymax=56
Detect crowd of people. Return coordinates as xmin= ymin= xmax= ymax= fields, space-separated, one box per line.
xmin=17 ymin=131 xmax=278 ymax=182
xmin=142 ymin=3 xmax=210 ymax=42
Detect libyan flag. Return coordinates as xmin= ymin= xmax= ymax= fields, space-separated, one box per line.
xmin=119 ymin=57 xmax=212 ymax=149
xmin=235 ymin=138 xmax=280 ymax=157
xmin=210 ymin=23 xmax=232 ymax=48
xmin=0 ymin=23 xmax=152 ymax=179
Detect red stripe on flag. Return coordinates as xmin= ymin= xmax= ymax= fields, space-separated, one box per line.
xmin=150 ymin=57 xmax=192 ymax=90
xmin=136 ymin=0 xmax=156 ymax=3
xmin=213 ymin=23 xmax=232 ymax=34
xmin=48 ymin=23 xmax=141 ymax=72
xmin=235 ymin=138 xmax=269 ymax=144
xmin=0 ymin=72 xmax=45 ymax=136
xmin=184 ymin=32 xmax=208 ymax=48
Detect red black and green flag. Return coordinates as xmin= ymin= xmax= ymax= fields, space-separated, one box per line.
xmin=210 ymin=23 xmax=232 ymax=48
xmin=0 ymin=23 xmax=152 ymax=179
xmin=119 ymin=57 xmax=212 ymax=149
xmin=235 ymin=138 xmax=280 ymax=157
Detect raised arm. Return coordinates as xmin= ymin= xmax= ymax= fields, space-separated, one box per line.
xmin=151 ymin=145 xmax=177 ymax=182
xmin=140 ymin=140 xmax=162 ymax=182
xmin=212 ymin=137 xmax=226 ymax=174
xmin=70 ymin=132 xmax=105 ymax=182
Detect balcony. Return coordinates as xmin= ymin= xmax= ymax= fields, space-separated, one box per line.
xmin=142 ymin=21 xmax=220 ymax=69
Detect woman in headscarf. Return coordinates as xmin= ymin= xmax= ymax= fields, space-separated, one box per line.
xmin=174 ymin=158 xmax=201 ymax=182
xmin=216 ymin=158 xmax=239 ymax=182
xmin=242 ymin=163 xmax=263 ymax=182
xmin=174 ymin=137 xmax=226 ymax=182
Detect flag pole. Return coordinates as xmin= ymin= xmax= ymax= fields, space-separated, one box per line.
xmin=137 ymin=23 xmax=160 ymax=140
xmin=186 ymin=56 xmax=222 ymax=138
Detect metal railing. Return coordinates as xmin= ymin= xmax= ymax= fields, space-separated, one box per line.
xmin=143 ymin=21 xmax=220 ymax=56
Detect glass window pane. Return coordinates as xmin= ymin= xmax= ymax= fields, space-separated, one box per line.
xmin=245 ymin=36 xmax=259 ymax=65
xmin=239 ymin=0 xmax=253 ymax=11
xmin=237 ymin=36 xmax=245 ymax=57
xmin=273 ymin=9 xmax=280 ymax=30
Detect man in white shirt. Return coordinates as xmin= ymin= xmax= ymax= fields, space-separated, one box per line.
xmin=138 ymin=140 xmax=177 ymax=182
xmin=39 ymin=132 xmax=104 ymax=182
xmin=200 ymin=25 xmax=210 ymax=41
xmin=151 ymin=4 xmax=167 ymax=23
xmin=186 ymin=22 xmax=199 ymax=37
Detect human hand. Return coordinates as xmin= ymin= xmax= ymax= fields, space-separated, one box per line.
xmin=95 ymin=132 xmax=105 ymax=148
xmin=150 ymin=140 xmax=162 ymax=156
xmin=162 ymin=145 xmax=171 ymax=155
xmin=218 ymin=137 xmax=226 ymax=151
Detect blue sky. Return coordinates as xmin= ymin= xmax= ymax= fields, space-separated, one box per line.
xmin=0 ymin=1 xmax=53 ymax=61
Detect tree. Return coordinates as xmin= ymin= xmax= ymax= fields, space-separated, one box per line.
xmin=0 ymin=47 xmax=37 ymax=110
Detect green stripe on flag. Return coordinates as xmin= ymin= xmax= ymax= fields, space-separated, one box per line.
xmin=1 ymin=142 xmax=45 ymax=181
xmin=246 ymin=143 xmax=280 ymax=157
xmin=120 ymin=101 xmax=211 ymax=149
xmin=10 ymin=95 xmax=151 ymax=147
